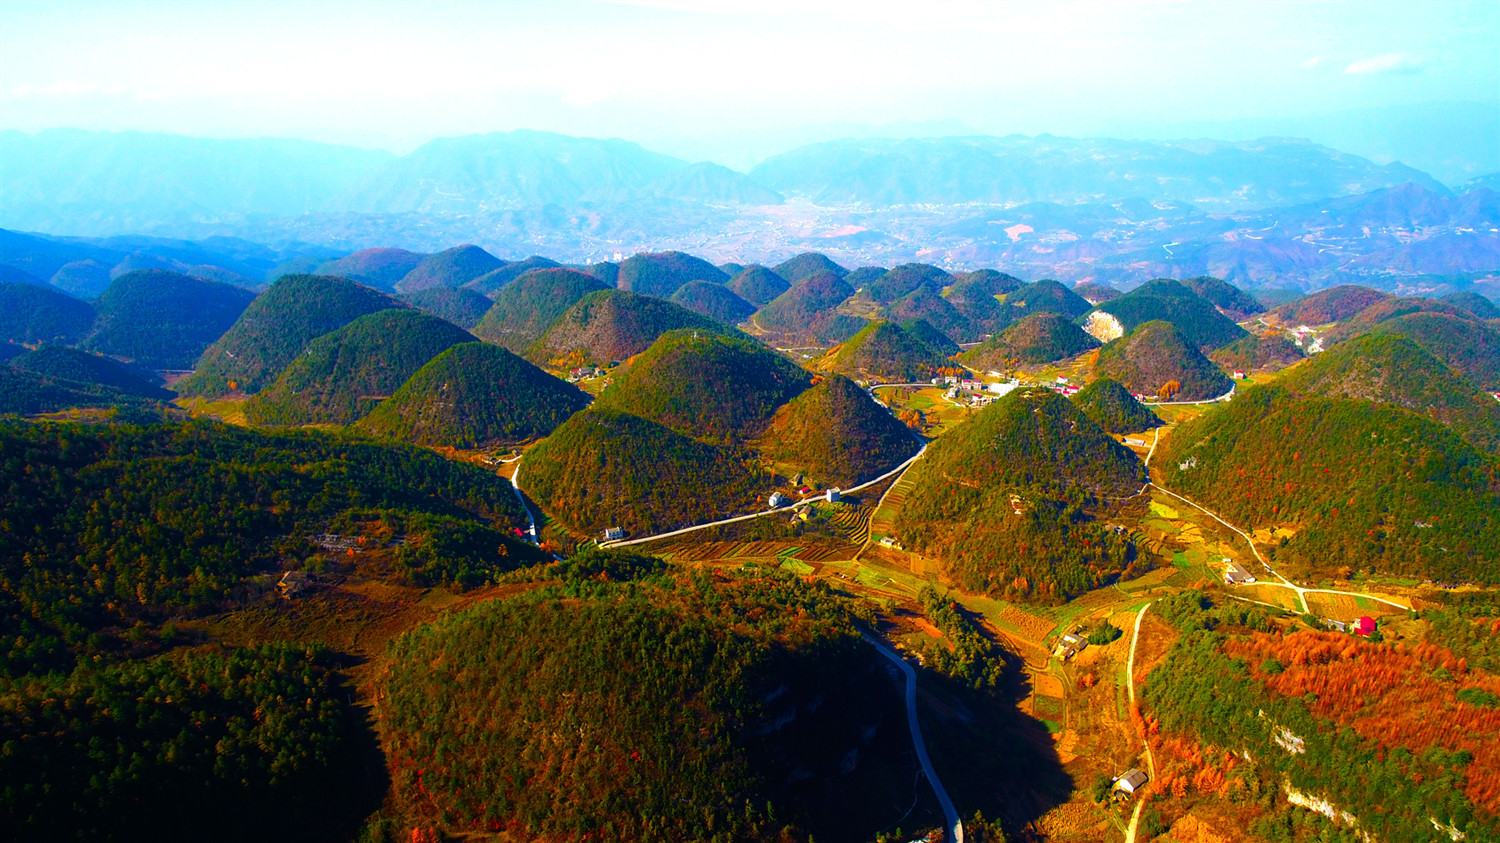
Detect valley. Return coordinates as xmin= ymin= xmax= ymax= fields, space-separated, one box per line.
xmin=2 ymin=240 xmax=1497 ymax=843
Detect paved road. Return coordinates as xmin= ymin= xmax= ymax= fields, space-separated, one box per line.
xmin=863 ymin=634 xmax=963 ymax=843
xmin=1124 ymin=602 xmax=1156 ymax=843
xmin=1150 ymin=483 xmax=1408 ymax=613
xmin=601 ymin=445 xmax=927 ymax=549
xmin=505 ymin=457 xmax=539 ymax=543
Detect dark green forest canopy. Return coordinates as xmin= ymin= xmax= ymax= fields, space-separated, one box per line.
xmin=825 ymin=320 xmax=951 ymax=383
xmin=1095 ymin=320 xmax=1234 ymax=401
xmin=726 ymin=264 xmax=792 ymax=306
xmin=522 ymin=408 xmax=766 ymax=537
xmin=10 ymin=345 xmax=170 ymax=400
xmin=594 ymin=329 xmax=811 ymax=445
xmin=526 ymin=289 xmax=733 ymax=368
xmin=758 ymin=374 xmax=920 ymax=489
xmin=669 ymin=279 xmax=759 ymax=325
xmin=379 ymin=563 xmax=908 ymax=842
xmin=1208 ymin=333 xmax=1304 ymax=374
xmin=0 ymin=419 xmax=539 ymax=676
xmin=179 ymin=274 xmax=404 ymax=397
xmin=772 ymin=252 xmax=848 ymax=283
xmin=0 ymin=281 xmax=95 ymax=344
xmin=1072 ymin=377 xmax=1162 ymax=434
xmin=401 ymin=285 xmax=494 ymax=329
xmin=245 ymin=309 xmax=476 ymax=426
xmin=393 ymin=244 xmax=505 ymax=294
xmin=83 ymin=270 xmax=256 ymax=369
xmin=462 ymin=255 xmax=562 ymax=296
xmin=1276 ymin=332 xmax=1500 ymax=455
xmin=0 ymin=644 xmax=363 ymax=843
xmin=1157 ymin=385 xmax=1500 ymax=583
xmin=896 ymin=388 xmax=1144 ymax=603
xmin=962 ymin=311 xmax=1100 ymax=368
xmin=472 ymin=267 xmax=609 ymax=352
xmin=1085 ymin=278 xmax=1248 ymax=350
xmin=616 ymin=250 xmax=729 ymax=298
xmin=357 ymin=342 xmax=589 ymax=448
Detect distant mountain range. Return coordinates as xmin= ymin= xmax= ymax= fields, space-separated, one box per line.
xmin=1 ymin=128 xmax=1496 ymax=292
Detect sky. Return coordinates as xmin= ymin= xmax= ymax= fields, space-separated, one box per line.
xmin=2 ymin=0 xmax=1497 ymax=172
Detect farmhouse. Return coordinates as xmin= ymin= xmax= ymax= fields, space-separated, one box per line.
xmin=1115 ymin=769 xmax=1149 ymax=795
xmin=1354 ymin=616 xmax=1376 ymax=636
xmin=603 ymin=526 xmax=625 ymax=541
xmin=1223 ymin=561 xmax=1257 ymax=585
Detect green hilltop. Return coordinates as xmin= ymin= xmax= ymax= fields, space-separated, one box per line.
xmin=1182 ymin=275 xmax=1265 ymax=320
xmin=1441 ymin=290 xmax=1500 ymax=320
xmin=1323 ymin=308 xmax=1500 ymax=392
xmin=314 ymin=247 xmax=427 ymax=291
xmin=752 ymin=270 xmax=862 ymax=344
xmin=11 ymin=345 xmax=170 ymax=401
xmin=772 ymin=251 xmax=848 ymax=283
xmin=526 ymin=289 xmax=731 ymax=369
xmin=1208 ymin=332 xmax=1305 ymax=374
xmin=818 ymin=319 xmax=951 ymax=383
xmin=882 ymin=285 xmax=975 ymax=342
xmin=1072 ymin=377 xmax=1162 ymax=434
xmin=379 ymin=561 xmax=915 ymax=842
xmin=616 ymin=251 xmax=728 ymax=298
xmin=962 ymin=311 xmax=1100 ymax=369
xmin=1000 ymin=279 xmax=1092 ymax=323
xmin=863 ymin=263 xmax=950 ymax=305
xmin=0 ymin=281 xmax=95 ymax=344
xmin=895 ymin=388 xmax=1145 ymax=604
xmin=357 ymin=342 xmax=589 ymax=448
xmin=758 ymin=374 xmax=921 ymax=489
xmin=401 ymin=285 xmax=494 ymax=329
xmin=1094 ymin=320 xmax=1234 ymax=401
xmin=462 ymin=255 xmax=562 ymax=296
xmin=472 ymin=267 xmax=609 ymax=353
xmin=901 ymin=317 xmax=960 ymax=355
xmin=1157 ymin=385 xmax=1500 ymax=584
xmin=1271 ymin=284 xmax=1390 ymax=325
xmin=179 ymin=274 xmax=403 ymax=397
xmin=83 ymin=270 xmax=256 ymax=369
xmin=593 ymin=329 xmax=811 ymax=445
xmin=393 ymin=244 xmax=505 ymax=293
xmin=725 ymin=264 xmax=791 ymax=306
xmin=1084 ymin=278 xmax=1248 ymax=349
xmin=1276 ymin=332 xmax=1500 ymax=454
xmin=669 ymin=280 xmax=758 ymax=325
xmin=246 ymin=309 xmax=476 ymax=426
xmin=521 ymin=408 xmax=765 ymax=537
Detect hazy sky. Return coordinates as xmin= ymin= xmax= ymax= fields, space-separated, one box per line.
xmin=3 ymin=0 xmax=1496 ymax=165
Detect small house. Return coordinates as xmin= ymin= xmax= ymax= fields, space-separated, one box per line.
xmin=1354 ymin=616 xmax=1376 ymax=637
xmin=1224 ymin=562 xmax=1257 ymax=585
xmin=1115 ymin=768 xmax=1149 ymax=795
xmin=768 ymin=491 xmax=786 ymax=508
xmin=603 ymin=526 xmax=625 ymax=541
xmin=1124 ymin=437 xmax=1147 ymax=447
xmin=1233 ymin=370 xmax=1248 ymax=380
xmin=1322 ymin=618 xmax=1347 ymax=633
xmin=826 ymin=488 xmax=841 ymax=503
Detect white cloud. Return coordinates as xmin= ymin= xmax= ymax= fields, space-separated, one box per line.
xmin=1299 ymin=56 xmax=1322 ymax=70
xmin=1344 ymin=53 xmax=1427 ymax=75
xmin=9 ymin=80 xmax=101 ymax=97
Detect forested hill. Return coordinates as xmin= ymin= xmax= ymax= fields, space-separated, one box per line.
xmin=357 ymin=342 xmax=589 ymax=448
xmin=83 ymin=270 xmax=256 ymax=369
xmin=962 ymin=312 xmax=1100 ymax=369
xmin=1083 ymin=278 xmax=1248 ymax=349
xmin=759 ymin=374 xmax=921 ymax=489
xmin=379 ymin=560 xmax=913 ymax=842
xmin=179 ymin=274 xmax=404 ymax=397
xmin=818 ymin=320 xmax=952 ymax=383
xmin=521 ymin=409 xmax=766 ymax=537
xmin=1277 ymin=332 xmax=1500 ymax=455
xmin=0 ymin=419 xmax=541 ymax=676
xmin=526 ymin=289 xmax=732 ymax=368
xmin=1094 ymin=320 xmax=1234 ymax=401
xmin=472 ymin=267 xmax=609 ymax=352
xmin=593 ymin=329 xmax=811 ymax=445
xmin=245 ymin=309 xmax=476 ymax=426
xmin=1157 ymin=385 xmax=1500 ymax=584
xmin=896 ymin=388 xmax=1144 ymax=603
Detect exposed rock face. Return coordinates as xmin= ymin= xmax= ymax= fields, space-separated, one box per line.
xmin=1084 ymin=310 xmax=1124 ymax=342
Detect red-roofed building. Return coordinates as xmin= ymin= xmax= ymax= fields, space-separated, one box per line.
xmin=1354 ymin=616 xmax=1376 ymax=636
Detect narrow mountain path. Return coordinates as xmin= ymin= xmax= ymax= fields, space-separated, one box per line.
xmin=1124 ymin=602 xmax=1155 ymax=843
xmin=863 ymin=633 xmax=963 ymax=843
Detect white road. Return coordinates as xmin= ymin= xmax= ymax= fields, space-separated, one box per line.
xmin=1123 ymin=602 xmax=1155 ymax=843
xmin=863 ymin=633 xmax=963 ymax=843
